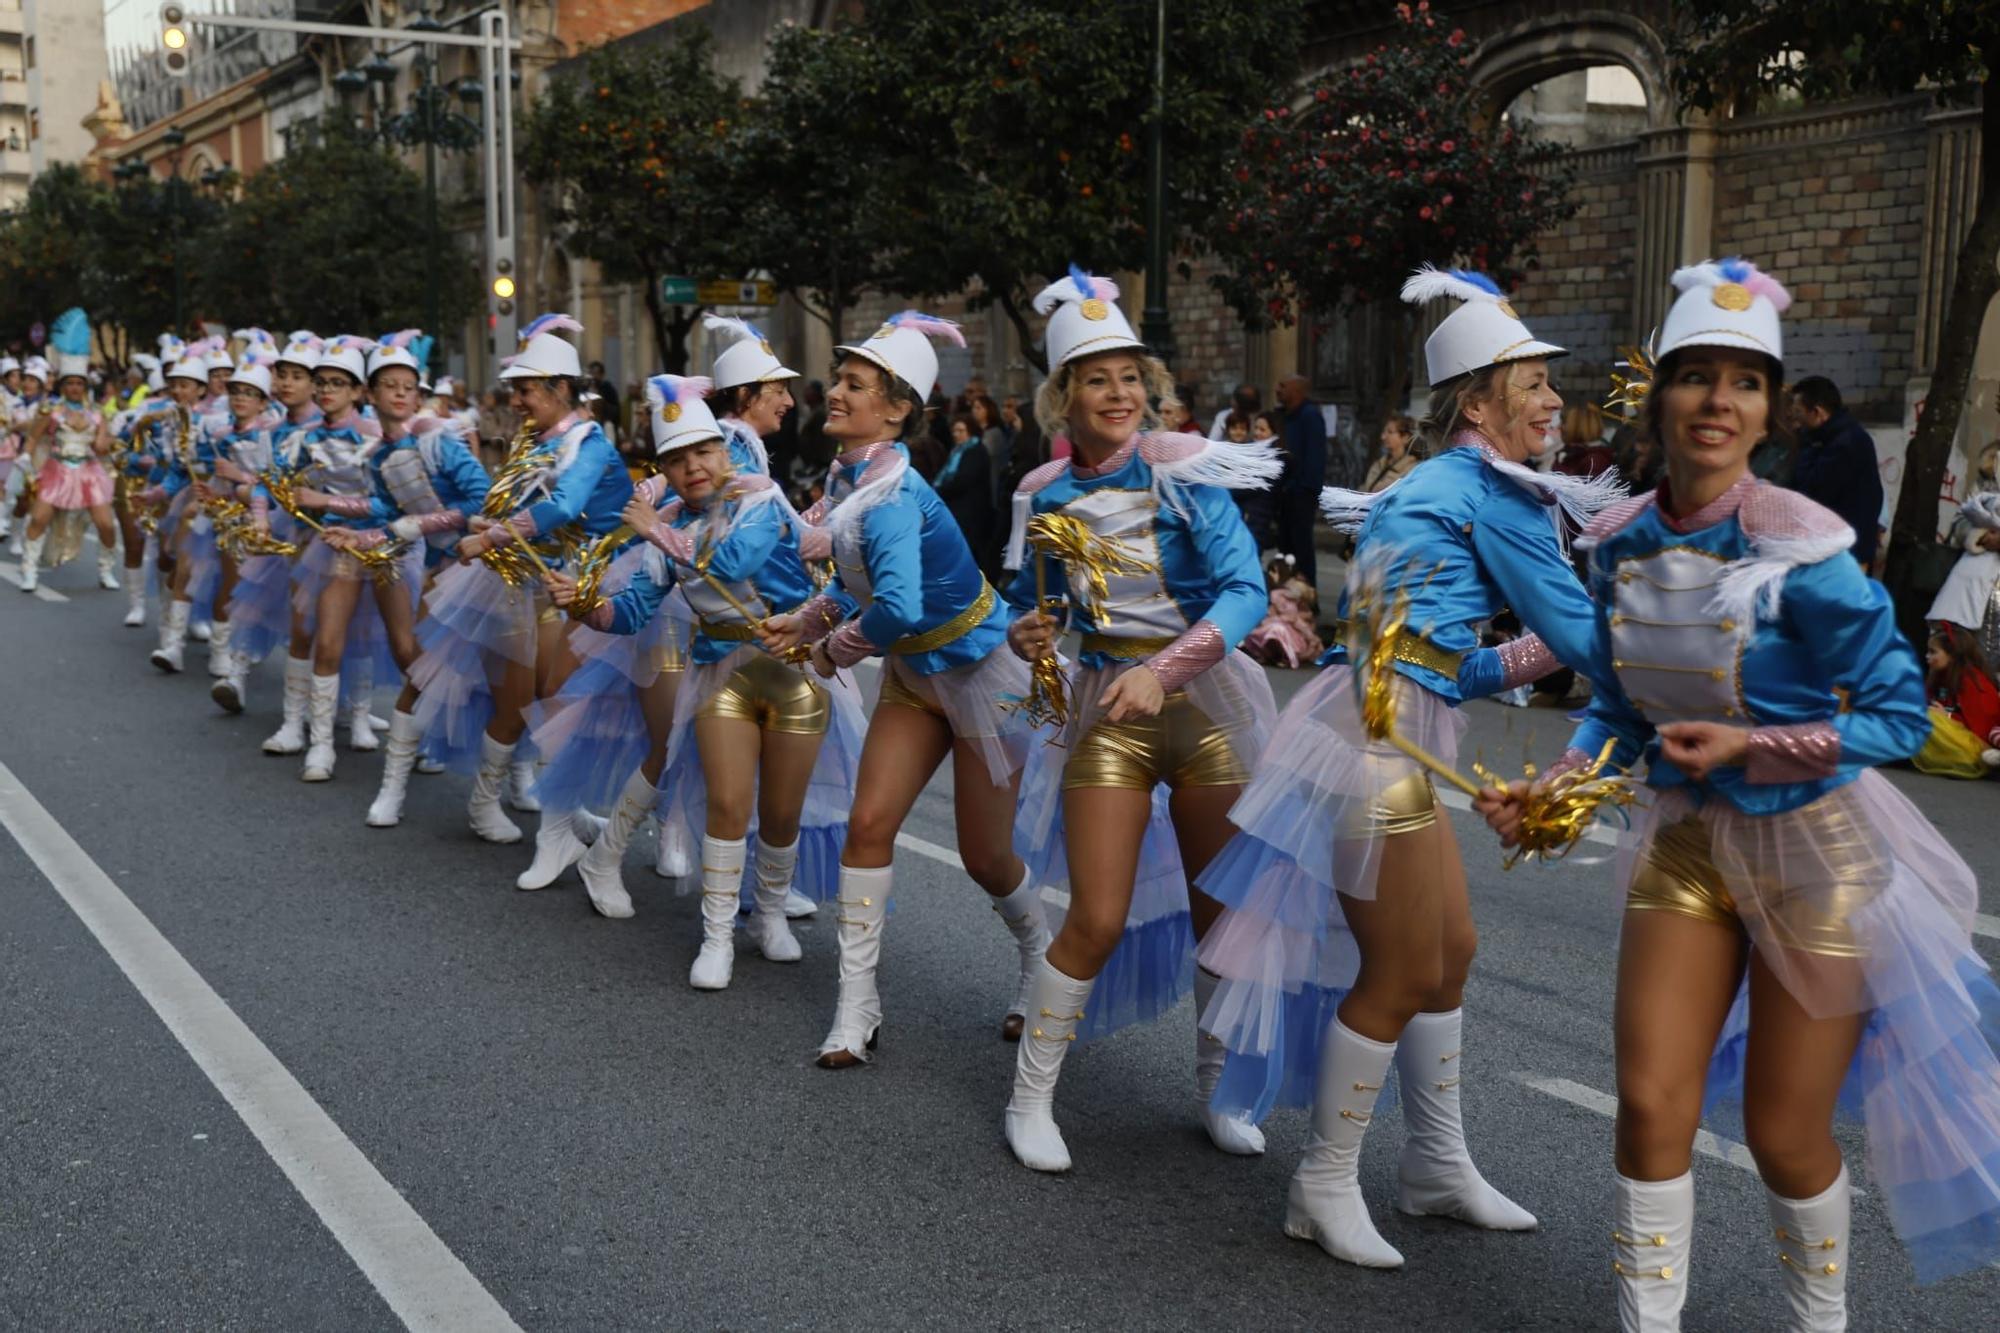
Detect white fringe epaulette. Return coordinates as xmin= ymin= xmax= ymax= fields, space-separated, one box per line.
xmin=821 ymin=446 xmax=909 ymax=544
xmin=1706 ymin=486 xmax=1855 ymax=627
xmin=1138 ymin=431 xmax=1284 ymax=518
xmin=1482 ymin=451 xmax=1630 ymax=532
xmin=1002 ymin=456 xmax=1073 ymax=571
xmin=1319 ymin=481 xmax=1402 ymax=535
xmin=721 ymin=416 xmax=772 ymax=476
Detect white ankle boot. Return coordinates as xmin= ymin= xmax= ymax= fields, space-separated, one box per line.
xmin=746 ymin=837 xmax=803 ymax=962
xmin=150 ymin=600 xmax=190 ymax=672
xmin=301 ymin=672 xmax=340 ymax=781
xmin=263 ymin=658 xmax=312 ymax=754
xmin=816 ymin=865 xmax=890 ymax=1066
xmin=1767 ymin=1165 xmax=1850 ymax=1332
xmin=467 ymin=734 xmax=523 ymax=843
xmin=690 ymin=836 xmax=744 ymax=989
xmin=1395 ymin=1008 xmax=1536 ymax=1229
xmin=1194 ymin=968 xmax=1266 ymax=1155
xmin=508 ymin=760 xmax=542 ymax=812
xmin=348 ymin=699 xmax=380 ymax=751
xmin=991 ymin=874 xmax=1051 ymax=1042
xmin=366 ymin=711 xmax=423 ymax=827
xmin=1614 ymin=1172 xmax=1694 ymax=1331
xmin=1285 ymin=1017 xmax=1404 ymax=1268
xmin=1004 ymin=961 xmax=1094 ymax=1172
xmin=516 ymin=811 xmax=590 ymax=890
xmin=577 ymin=770 xmax=651 ymax=919
xmin=97 ymin=547 xmax=120 ymax=590
xmin=123 ymin=580 xmax=146 ymax=626
xmin=206 ymin=620 xmax=234 ymax=678
xmin=654 ymin=816 xmax=693 ymax=878
xmin=16 ymin=532 xmax=40 ymax=591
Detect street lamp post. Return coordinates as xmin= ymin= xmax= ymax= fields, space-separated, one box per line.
xmin=1138 ymin=0 xmax=1174 ymax=363
xmin=160 ymin=125 xmax=188 ymax=334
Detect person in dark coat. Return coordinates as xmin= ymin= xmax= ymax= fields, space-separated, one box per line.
xmin=1787 ymin=376 xmax=1883 ymax=566
xmin=1275 ymin=374 xmax=1326 ymax=593
xmin=935 ymin=413 xmax=994 ymax=564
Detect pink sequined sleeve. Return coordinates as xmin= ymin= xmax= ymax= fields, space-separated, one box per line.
xmin=345 ymin=528 xmax=389 ymax=550
xmin=1540 ymin=747 xmax=1595 ymax=782
xmin=250 ymin=493 xmax=270 ymax=527
xmin=412 ymin=510 xmax=464 ymax=535
xmin=582 ymin=602 xmax=615 ymax=631
xmin=1496 ymin=634 xmax=1559 ymax=689
xmin=1146 ymin=621 xmax=1225 ymax=693
xmin=646 ymin=525 xmax=695 ymax=565
xmin=1744 ymin=721 xmax=1842 ymax=784
xmin=634 ymin=475 xmax=666 ymax=505
xmin=321 ymin=493 xmax=373 ymax=517
xmin=793 ymin=593 xmax=847 ymax=643
xmin=503 ymin=511 xmax=538 ymax=540
xmin=824 ymin=620 xmax=879 ymax=669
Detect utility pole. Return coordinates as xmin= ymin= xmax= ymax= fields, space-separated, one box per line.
xmin=1138 ymin=0 xmax=1173 ymax=364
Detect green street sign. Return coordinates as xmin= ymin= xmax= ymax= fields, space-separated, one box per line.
xmin=659 ymin=276 xmax=696 ymax=304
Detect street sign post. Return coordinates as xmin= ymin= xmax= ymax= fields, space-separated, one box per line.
xmin=696 ymin=280 xmax=776 ymax=307
xmin=659 ymin=276 xmax=697 ymax=304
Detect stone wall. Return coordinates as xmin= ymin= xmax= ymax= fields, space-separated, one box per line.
xmin=1512 ymin=142 xmax=1639 ymax=411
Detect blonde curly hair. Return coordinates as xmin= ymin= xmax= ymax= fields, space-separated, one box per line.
xmin=1034 ymin=350 xmax=1181 ymax=441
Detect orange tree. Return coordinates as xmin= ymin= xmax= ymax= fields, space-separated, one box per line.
xmin=1212 ymin=2 xmax=1576 ymax=416
xmin=520 ymin=29 xmax=758 ymax=373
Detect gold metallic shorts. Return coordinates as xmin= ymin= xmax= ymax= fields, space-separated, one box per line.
xmin=878 ymin=661 xmax=947 ymax=717
xmin=1061 ymin=691 xmax=1250 ymax=792
xmin=1345 ymin=769 xmax=1439 ymax=838
xmin=698 ymin=652 xmax=829 ymax=734
xmin=1627 ymin=813 xmax=1881 ymax=958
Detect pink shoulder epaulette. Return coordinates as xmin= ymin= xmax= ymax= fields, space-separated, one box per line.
xmin=1736 ymin=480 xmax=1850 ymax=542
xmin=1577 ymin=490 xmax=1657 ymax=546
xmin=1014 ymin=456 xmax=1071 ymax=498
xmin=1136 ymin=430 xmax=1207 ymax=466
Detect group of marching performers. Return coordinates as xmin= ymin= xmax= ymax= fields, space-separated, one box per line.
xmin=13 ymin=255 xmax=1999 ymax=1331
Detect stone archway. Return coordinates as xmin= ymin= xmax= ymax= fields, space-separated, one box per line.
xmin=1464 ymin=10 xmax=1674 ymax=131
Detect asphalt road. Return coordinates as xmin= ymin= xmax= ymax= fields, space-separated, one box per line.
xmin=4 ymin=550 xmax=1998 ymax=1331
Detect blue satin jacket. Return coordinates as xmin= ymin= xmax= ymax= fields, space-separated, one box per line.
xmin=518 ymin=418 xmax=632 ymax=539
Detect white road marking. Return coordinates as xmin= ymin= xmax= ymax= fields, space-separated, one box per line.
xmin=1512 ymin=1073 xmax=1764 ymax=1177
xmin=0 ymin=559 xmax=72 ymax=603
xmin=1978 ymin=914 xmax=2000 ymax=943
xmin=894 ymin=830 xmax=963 ymax=868
xmin=0 ymin=758 xmax=522 ymax=1333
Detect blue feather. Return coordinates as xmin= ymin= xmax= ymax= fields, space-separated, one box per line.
xmin=1718 ymin=257 xmax=1750 ymax=282
xmin=411 ymin=335 xmax=434 ymax=373
xmin=1069 ymin=261 xmax=1093 ymax=300
xmin=1448 ymin=269 xmax=1503 ymax=297
xmin=50 ymin=307 xmax=90 ymax=357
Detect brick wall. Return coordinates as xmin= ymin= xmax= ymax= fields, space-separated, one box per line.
xmin=557 ymin=0 xmax=710 ymax=49
xmin=1513 ymin=144 xmax=1639 ymax=413
xmin=1712 ymin=102 xmax=1930 ymax=418
xmin=1164 ymin=258 xmax=1252 ymax=424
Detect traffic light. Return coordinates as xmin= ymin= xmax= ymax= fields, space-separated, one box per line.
xmin=491 ymin=258 xmax=514 ymax=314
xmin=160 ymin=4 xmax=192 ymax=78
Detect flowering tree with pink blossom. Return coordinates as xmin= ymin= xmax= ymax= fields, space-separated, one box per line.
xmin=1213 ymin=2 xmax=1576 ymax=413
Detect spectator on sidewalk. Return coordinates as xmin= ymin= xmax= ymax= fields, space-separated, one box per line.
xmin=1551 ymin=402 xmax=1614 ymax=478
xmin=1208 ymin=382 xmax=1261 ymax=440
xmin=935 ymin=413 xmax=994 ymax=566
xmin=1362 ymin=412 xmax=1420 ymax=492
xmin=1787 ymin=375 xmax=1883 ymax=566
xmin=1914 ymin=625 xmax=2000 ymax=778
xmin=1275 ymin=374 xmax=1327 ymax=593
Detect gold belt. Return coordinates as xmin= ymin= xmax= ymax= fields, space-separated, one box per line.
xmin=1334 ymin=623 xmax=1464 ymax=678
xmin=698 ymin=619 xmax=758 ymax=642
xmin=1081 ymin=632 xmax=1178 ymax=659
xmin=890 ymin=580 xmax=996 ymax=655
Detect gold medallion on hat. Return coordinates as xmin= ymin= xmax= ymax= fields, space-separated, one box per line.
xmin=871 ymin=324 xmax=896 ymax=340
xmin=662 ymin=402 xmax=683 ymax=423
xmin=1079 ymin=298 xmax=1109 ymax=321
xmin=1712 ymin=283 xmax=1753 ymax=311
xmin=758 ymin=338 xmax=774 ymax=355
xmin=1496 ymin=300 xmax=1519 ymax=319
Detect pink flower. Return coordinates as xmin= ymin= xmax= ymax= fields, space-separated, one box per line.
xmin=1448 ymin=28 xmax=1465 ymax=47
xmin=1440 ymin=139 xmax=1456 ymax=152
xmin=1419 ymin=206 xmax=1432 ymax=219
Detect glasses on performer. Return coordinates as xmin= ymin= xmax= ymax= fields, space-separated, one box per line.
xmin=312 ymin=376 xmax=354 ymax=391
xmin=227 ymin=384 xmax=262 ymax=396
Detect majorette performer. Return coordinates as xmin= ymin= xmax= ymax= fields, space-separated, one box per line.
xmin=136 ymin=353 xmax=224 ymax=666
xmin=1194 ymin=268 xmax=1627 ymax=1269
xmin=0 ymin=354 xmax=24 ymax=545
xmin=758 ymin=310 xmax=1052 ymax=1068
xmin=182 ymin=347 xmax=284 ymax=708
xmin=230 ymin=330 xmax=324 ymax=710
xmin=996 ymin=266 xmax=1283 ymax=1173
xmin=15 ymin=310 xmax=120 ymax=595
xmin=107 ymin=333 xmax=190 ymax=625
xmin=1477 ymin=258 xmax=2000 ymax=1328
xmin=6 ymin=354 xmax=48 ymax=556
xmin=546 ymin=375 xmax=861 ymax=950
xmin=410 ymin=313 xmax=632 ymax=845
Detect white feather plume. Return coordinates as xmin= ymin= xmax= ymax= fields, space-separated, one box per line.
xmin=1400 ymin=264 xmax=1505 ymax=309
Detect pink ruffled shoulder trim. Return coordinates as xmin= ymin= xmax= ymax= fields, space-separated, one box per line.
xmin=1738 ymin=480 xmax=1852 ymax=543
xmin=727 ymin=473 xmax=774 ymax=495
xmin=1014 ymin=457 xmax=1071 ymax=498
xmin=1577 ymin=490 xmax=1657 ymax=547
xmin=1137 ymin=430 xmax=1207 ymax=465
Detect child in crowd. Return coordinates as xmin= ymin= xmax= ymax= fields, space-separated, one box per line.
xmin=1242 ymin=551 xmax=1321 ymax=668
xmin=1915 ymin=625 xmax=2000 ymax=777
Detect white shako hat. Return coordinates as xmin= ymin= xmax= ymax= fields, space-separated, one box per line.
xmin=367 ymin=329 xmax=424 ymax=379
xmin=166 ymin=355 xmax=208 ymax=385
xmin=1034 ymin=263 xmax=1146 ymax=370
xmin=0 ymin=355 xmax=17 ymax=373
xmin=232 ymin=326 xmax=277 ymax=362
xmin=204 ymin=342 xmax=235 ymax=373
xmin=1401 ymin=266 xmax=1566 ymax=388
xmin=834 ymin=309 xmax=964 ymax=403
xmin=705 ymin=313 xmax=798 ymax=390
xmin=276 ymin=329 xmax=322 ymax=370
xmin=1657 ymin=257 xmax=1790 ymax=364
xmin=316 ymin=335 xmax=376 ymax=384
xmin=646 ymin=373 xmax=722 ymax=455
xmin=228 ymin=361 xmax=274 ymax=396
xmin=500 ymin=312 xmax=584 ymax=381
xmin=20 ymin=356 xmax=48 ymax=383
xmin=53 ymin=354 xmax=91 ymax=382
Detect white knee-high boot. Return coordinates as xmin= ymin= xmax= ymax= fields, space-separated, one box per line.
xmin=746 ymin=836 xmax=804 ymax=962
xmin=816 ymin=865 xmax=891 ymax=1066
xmin=576 ymin=767 xmax=652 ymax=919
xmin=690 ymin=835 xmax=745 ymax=988
xmin=990 ymin=871 xmax=1051 ymax=1041
xmin=262 ymin=657 xmax=311 ymax=754
xmin=97 ymin=545 xmax=120 ymax=590
xmin=150 ymin=600 xmax=189 ymax=672
xmin=366 ymin=710 xmax=423 ymax=827
xmin=467 ymin=734 xmax=523 ymax=843
xmin=123 ymin=578 xmax=146 ymax=626
xmin=1285 ymin=1017 xmax=1404 ymax=1269
xmin=1767 ymin=1164 xmax=1849 ymax=1333
xmin=1394 ymin=1008 xmax=1536 ymax=1229
xmin=1004 ymin=959 xmax=1095 ymax=1173
xmin=1614 ymin=1172 xmax=1694 ymax=1331
xmin=206 ymin=619 xmax=234 ymax=678
xmin=16 ymin=532 xmax=41 ymax=591
xmin=1194 ymin=968 xmax=1266 ymax=1155
xmin=301 ymin=672 xmax=340 ymax=782
xmin=516 ymin=810 xmax=590 ymax=890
